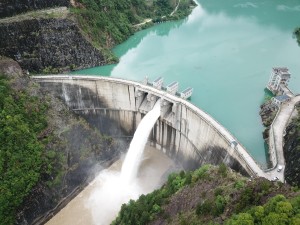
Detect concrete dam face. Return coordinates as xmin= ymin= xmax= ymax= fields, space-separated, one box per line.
xmin=34 ymin=75 xmax=254 ymax=176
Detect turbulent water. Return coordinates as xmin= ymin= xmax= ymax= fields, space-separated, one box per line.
xmin=46 ymin=102 xmax=167 ymax=225
xmin=46 ymin=147 xmax=176 ymax=225
xmin=121 ymin=100 xmax=161 ymax=183
xmin=73 ymin=0 xmax=300 ymax=166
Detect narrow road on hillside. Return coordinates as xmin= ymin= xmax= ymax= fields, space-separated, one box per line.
xmin=133 ymin=18 xmax=152 ymax=27
xmin=170 ymin=0 xmax=181 ymax=16
xmin=266 ymin=95 xmax=300 ymax=181
xmin=231 ymin=94 xmax=300 ymax=182
xmin=134 ymin=0 xmax=181 ymax=27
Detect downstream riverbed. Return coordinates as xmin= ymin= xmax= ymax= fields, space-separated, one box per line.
xmin=46 ymin=145 xmax=180 ymax=225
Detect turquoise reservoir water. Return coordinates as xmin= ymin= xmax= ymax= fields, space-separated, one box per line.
xmin=73 ymin=0 xmax=300 ymax=166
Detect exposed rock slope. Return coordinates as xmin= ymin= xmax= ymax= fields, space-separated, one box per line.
xmin=283 ymin=103 xmax=300 ymax=187
xmin=260 ymin=96 xmax=300 ymax=187
xmin=0 ymin=8 xmax=106 ymax=73
xmin=0 ymin=0 xmax=196 ymax=73
xmin=259 ymin=100 xmax=278 ymax=140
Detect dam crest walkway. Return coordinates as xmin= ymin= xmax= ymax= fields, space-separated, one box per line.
xmin=32 ymin=75 xmax=298 ymax=182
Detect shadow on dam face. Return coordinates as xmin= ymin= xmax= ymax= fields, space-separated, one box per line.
xmin=36 ymin=77 xmax=250 ymax=177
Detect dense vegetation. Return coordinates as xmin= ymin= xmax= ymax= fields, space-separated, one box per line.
xmin=71 ymin=0 xmax=195 ymax=60
xmin=0 ymin=64 xmax=116 ymax=224
xmin=0 ymin=75 xmax=48 ymax=224
xmin=226 ymin=194 xmax=300 ymax=225
xmin=113 ymin=164 xmax=300 ymax=225
xmin=294 ymin=27 xmax=300 ymax=46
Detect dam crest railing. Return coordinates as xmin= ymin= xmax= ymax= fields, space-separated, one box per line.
xmin=33 ymin=75 xmax=275 ymax=178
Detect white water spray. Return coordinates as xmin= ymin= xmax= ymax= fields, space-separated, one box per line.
xmin=46 ymin=99 xmax=178 ymax=225
xmin=87 ymin=99 xmax=161 ymax=224
xmin=121 ymin=99 xmax=161 ymax=183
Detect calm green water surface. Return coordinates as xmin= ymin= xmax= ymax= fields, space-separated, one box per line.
xmin=73 ymin=0 xmax=300 ymax=166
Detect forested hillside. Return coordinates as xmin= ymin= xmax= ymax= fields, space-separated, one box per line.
xmin=71 ymin=0 xmax=195 ymax=49
xmin=113 ymin=164 xmax=300 ymax=225
xmin=0 ymin=63 xmax=47 ymax=225
xmin=0 ymin=57 xmax=118 ymax=225
xmin=0 ymin=0 xmax=195 ymax=73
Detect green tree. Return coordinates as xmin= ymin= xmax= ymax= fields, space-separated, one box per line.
xmin=218 ymin=163 xmax=228 ymax=177
xmin=226 ymin=213 xmax=254 ymax=225
xmin=196 ymin=200 xmax=213 ymax=216
xmin=264 ymin=195 xmax=286 ymax=215
xmin=213 ymin=195 xmax=226 ymax=216
xmin=250 ymin=206 xmax=264 ymax=223
xmin=262 ymin=212 xmax=289 ymax=225
xmin=275 ymin=201 xmax=293 ymax=216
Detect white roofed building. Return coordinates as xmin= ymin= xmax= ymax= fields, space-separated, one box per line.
xmin=267 ymin=67 xmax=291 ymax=95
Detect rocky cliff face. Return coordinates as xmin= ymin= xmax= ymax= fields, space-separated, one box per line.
xmin=283 ymin=103 xmax=300 ymax=187
xmin=260 ymin=100 xmax=300 ymax=187
xmin=0 ymin=0 xmax=70 ymax=18
xmin=0 ymin=16 xmax=106 ymax=73
xmin=259 ymin=100 xmax=278 ymax=140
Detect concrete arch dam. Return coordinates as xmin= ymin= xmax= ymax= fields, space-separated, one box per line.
xmin=33 ymin=75 xmax=264 ymax=177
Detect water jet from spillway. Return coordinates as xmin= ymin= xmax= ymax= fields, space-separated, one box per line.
xmin=88 ymin=100 xmax=161 ymax=224
xmin=46 ymin=100 xmax=164 ymax=225
xmin=121 ymin=99 xmax=161 ymax=183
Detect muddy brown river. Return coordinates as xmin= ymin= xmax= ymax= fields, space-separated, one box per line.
xmin=46 ymin=145 xmax=180 ymax=225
